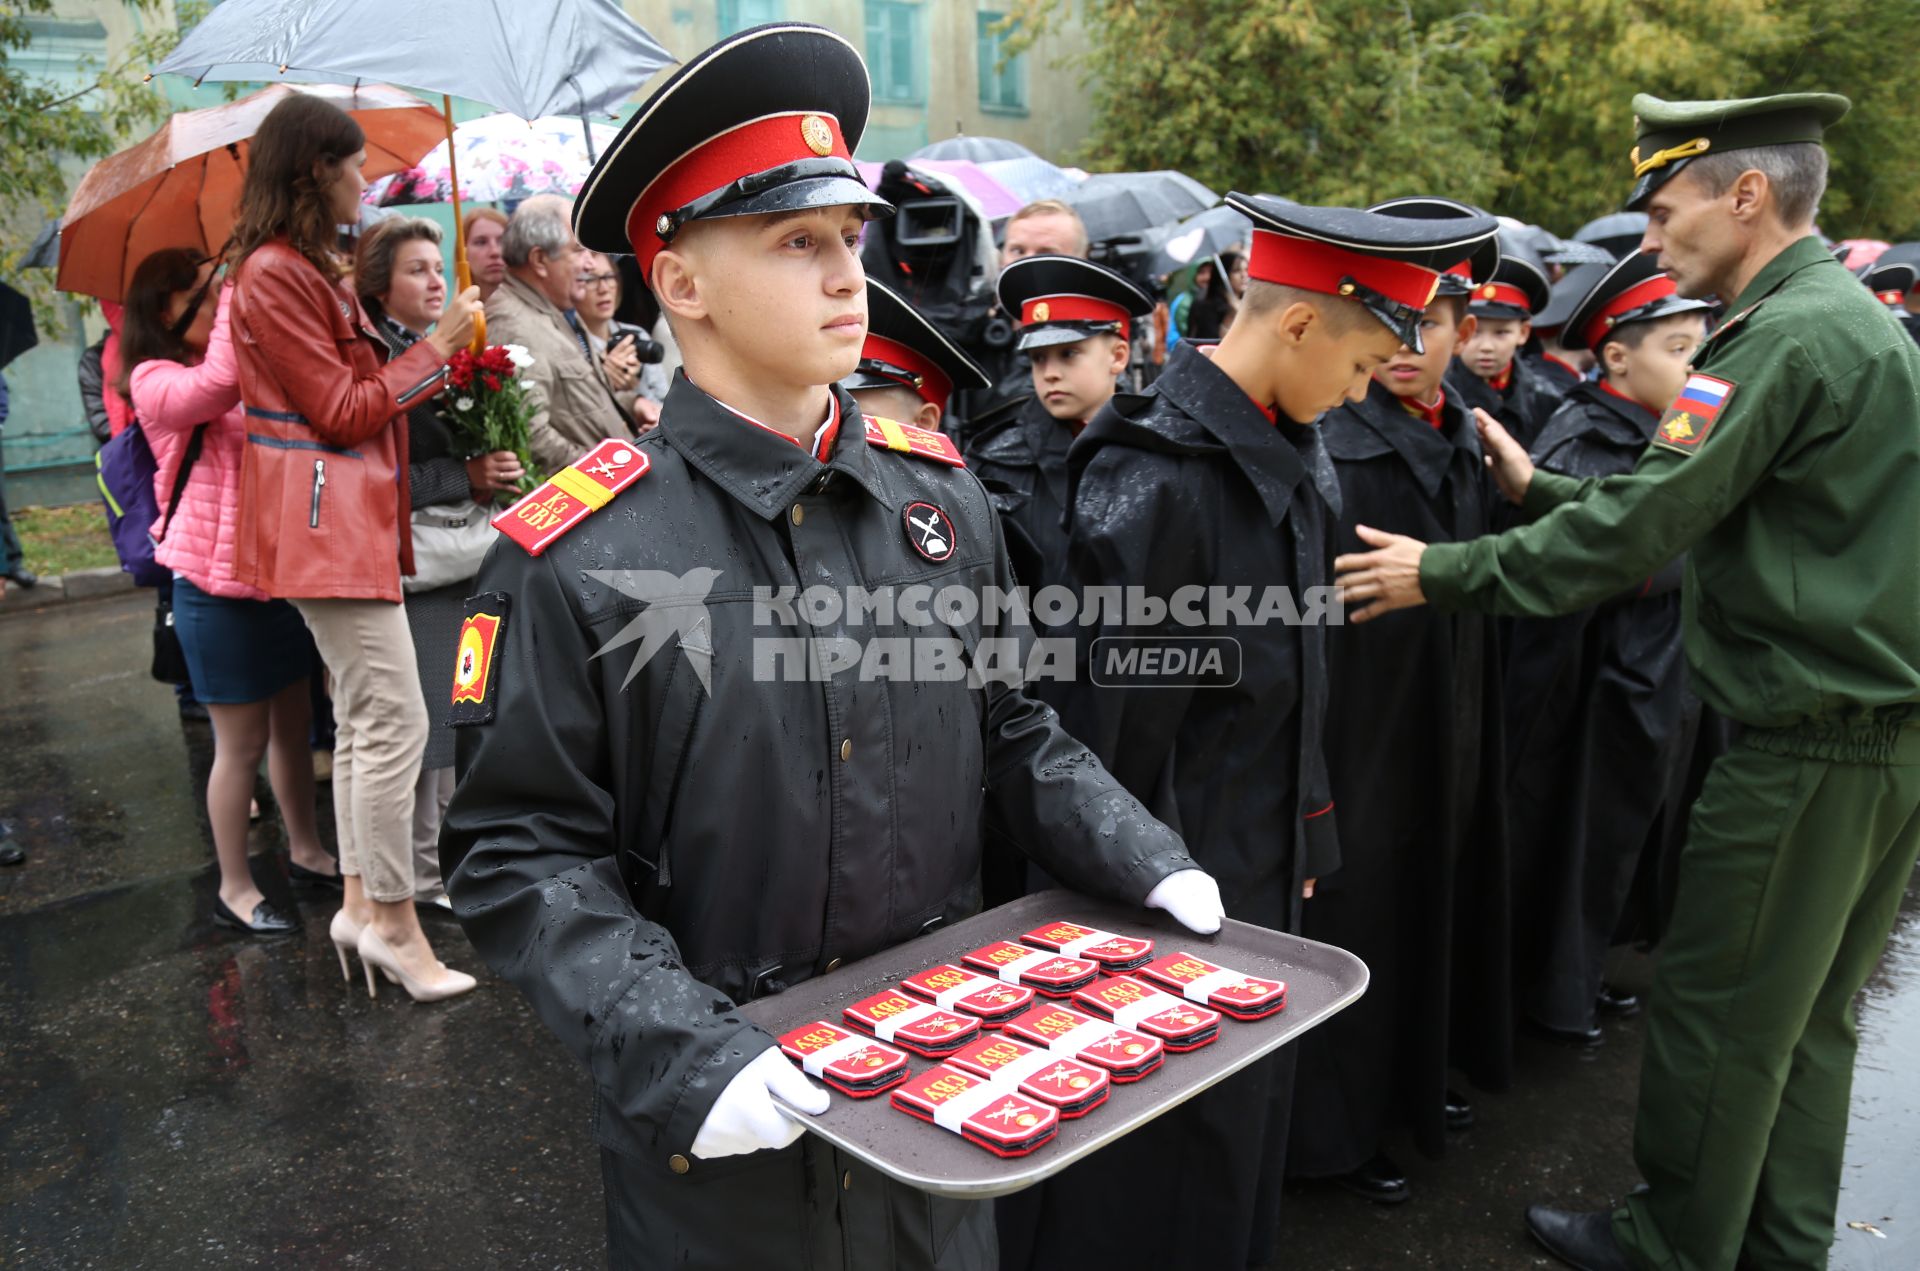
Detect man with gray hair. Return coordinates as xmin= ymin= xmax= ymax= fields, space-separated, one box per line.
xmin=1336 ymin=92 xmax=1920 ymax=1271
xmin=483 ymin=194 xmax=632 ymax=470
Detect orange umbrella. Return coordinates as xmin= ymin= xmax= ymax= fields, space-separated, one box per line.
xmin=57 ymin=81 xmax=444 ymax=302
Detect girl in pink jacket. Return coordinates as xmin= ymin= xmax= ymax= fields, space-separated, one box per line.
xmin=125 ymin=247 xmax=336 ymax=936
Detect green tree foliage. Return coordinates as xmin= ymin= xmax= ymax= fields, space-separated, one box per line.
xmin=1010 ymin=0 xmax=1918 ymax=240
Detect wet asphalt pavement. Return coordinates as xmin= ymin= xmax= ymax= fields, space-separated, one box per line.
xmin=3 ymin=589 xmax=1915 ymax=1270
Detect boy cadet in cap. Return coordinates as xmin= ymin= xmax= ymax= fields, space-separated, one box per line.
xmin=1449 ymin=232 xmax=1569 ymax=448
xmin=1286 ymin=197 xmax=1512 ymax=1206
xmin=995 ymin=194 xmax=1499 ymax=1271
xmin=1337 ymin=91 xmax=1920 ymax=1271
xmin=842 ymin=278 xmax=989 ymax=430
xmin=1502 ymin=251 xmax=1715 ymax=1055
xmin=1856 ymin=258 xmax=1920 ymax=346
xmin=1534 ymin=257 xmax=1617 ymax=378
xmin=968 ymin=254 xmax=1153 ymax=607
xmin=437 ymin=25 xmax=1224 ymax=1271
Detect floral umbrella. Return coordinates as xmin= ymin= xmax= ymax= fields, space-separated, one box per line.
xmin=367 ymin=112 xmax=624 ymax=207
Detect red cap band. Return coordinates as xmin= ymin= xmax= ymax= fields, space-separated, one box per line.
xmin=1444 ymin=259 xmax=1474 ymax=281
xmin=1472 ymin=281 xmax=1532 ymax=312
xmin=628 ymin=111 xmax=853 ymax=278
xmin=1020 ymin=294 xmax=1132 ymax=342
xmin=1581 ymin=274 xmax=1678 ymax=350
xmin=1877 ymin=289 xmax=1905 ymax=306
xmin=861 ymin=332 xmax=952 ymax=406
xmin=1247 ymin=229 xmax=1440 ymax=310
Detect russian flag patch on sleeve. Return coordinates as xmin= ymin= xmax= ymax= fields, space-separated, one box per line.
xmin=1652 ymin=373 xmax=1737 ymax=456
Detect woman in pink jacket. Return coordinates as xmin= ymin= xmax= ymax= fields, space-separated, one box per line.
xmin=124 ymin=247 xmax=335 ymax=935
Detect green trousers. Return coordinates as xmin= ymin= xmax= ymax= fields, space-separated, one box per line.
xmin=1614 ymin=727 xmax=1920 ymax=1271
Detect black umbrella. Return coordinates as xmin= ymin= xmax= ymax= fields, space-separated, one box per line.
xmin=1066 ymin=170 xmax=1217 ymax=240
xmin=1142 ymin=204 xmax=1254 ymax=278
xmin=1575 ymin=212 xmax=1649 ymax=261
xmin=1877 ymin=241 xmax=1920 ymax=270
xmin=0 ymin=281 xmax=39 ymax=369
xmin=22 ymin=220 xmax=59 ymax=270
xmin=911 ymin=135 xmax=1036 ymax=164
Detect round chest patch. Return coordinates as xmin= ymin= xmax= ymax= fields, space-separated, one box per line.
xmin=903 ymin=501 xmax=956 ymax=562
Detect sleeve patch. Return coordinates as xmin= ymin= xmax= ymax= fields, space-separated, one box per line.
xmin=1651 ymin=373 xmax=1737 ymax=456
xmin=449 ymin=591 xmax=511 ymax=727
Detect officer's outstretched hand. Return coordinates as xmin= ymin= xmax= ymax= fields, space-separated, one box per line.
xmin=1473 ymin=407 xmax=1535 ymax=506
xmin=690 ymin=1046 xmax=830 ymax=1160
xmin=1335 ymin=526 xmax=1430 ymax=624
xmin=1146 ymin=869 xmax=1226 ymax=935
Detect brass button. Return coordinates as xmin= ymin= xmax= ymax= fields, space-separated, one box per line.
xmin=840 ymin=738 xmax=852 ymax=762
xmin=668 ymin=1154 xmax=690 ymax=1175
xmin=791 ymin=504 xmax=805 ymax=526
xmin=824 ymin=958 xmax=844 ymax=974
xmin=842 ymin=1170 xmax=854 ymax=1191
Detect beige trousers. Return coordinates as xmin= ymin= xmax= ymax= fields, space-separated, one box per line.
xmin=292 ymin=598 xmax=428 ymax=903
xmin=411 ymin=765 xmax=454 ymax=901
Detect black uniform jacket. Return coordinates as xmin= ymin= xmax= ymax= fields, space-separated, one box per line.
xmin=1448 ymin=351 xmax=1569 ymax=451
xmin=442 ymin=374 xmax=1195 ymax=1172
xmin=964 ymin=394 xmax=1074 ymax=600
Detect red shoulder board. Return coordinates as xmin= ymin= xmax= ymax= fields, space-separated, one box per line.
xmin=492 ymin=439 xmax=650 ymax=556
xmin=863 ymin=414 xmax=966 ymax=467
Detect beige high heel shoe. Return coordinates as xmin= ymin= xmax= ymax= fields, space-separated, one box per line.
xmin=356 ymin=926 xmax=477 ymax=1003
xmin=328 ymin=909 xmax=365 ymax=984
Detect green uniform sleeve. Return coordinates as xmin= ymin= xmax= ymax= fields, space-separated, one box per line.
xmin=1421 ymin=336 xmax=1823 ymax=617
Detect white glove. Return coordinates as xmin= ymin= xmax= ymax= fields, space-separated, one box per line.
xmin=1145 ymin=868 xmax=1225 ymax=935
xmin=689 ymin=1046 xmax=830 ymax=1160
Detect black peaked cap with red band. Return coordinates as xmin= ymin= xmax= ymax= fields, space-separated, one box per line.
xmin=572 ymin=24 xmax=893 ymax=276
xmin=845 ymin=280 xmax=991 ymax=406
xmin=1857 ymin=259 xmax=1920 ymax=305
xmin=995 ymin=254 xmax=1155 ymax=352
xmin=1467 ymin=230 xmax=1552 ymax=321
xmin=1365 ymin=197 xmax=1501 ymax=299
xmin=1536 ymin=259 xmax=1615 ymax=337
xmin=1225 ymin=192 xmax=1499 ymax=354
xmin=1564 ymin=251 xmax=1713 ymax=353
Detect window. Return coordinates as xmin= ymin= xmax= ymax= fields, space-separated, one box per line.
xmin=865 ymin=1 xmax=925 ymax=105
xmin=976 ymin=12 xmax=1028 ymax=114
xmin=717 ymin=0 xmax=781 ymax=36
xmin=15 ymin=18 xmax=109 ymax=101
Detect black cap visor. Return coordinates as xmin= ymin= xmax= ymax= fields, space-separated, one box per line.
xmin=1016 ymin=321 xmax=1123 ymax=352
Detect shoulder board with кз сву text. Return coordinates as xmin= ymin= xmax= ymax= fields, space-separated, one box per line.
xmin=864 ymin=415 xmax=966 ymax=467
xmin=491 ymin=438 xmax=650 ymax=557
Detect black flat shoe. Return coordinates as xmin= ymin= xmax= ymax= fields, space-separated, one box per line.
xmin=213 ymin=895 xmax=298 ymax=936
xmin=0 ymin=838 xmax=24 ymax=867
xmin=1596 ymin=982 xmax=1642 ymax=1017
xmin=1445 ymin=1088 xmax=1475 ymax=1131
xmin=1524 ymin=1016 xmax=1606 ymax=1049
xmin=288 ymin=860 xmax=344 ymax=891
xmin=5 ymin=567 xmax=37 ymax=588
xmin=1331 ymin=1152 xmax=1411 ymax=1204
xmin=1524 ymin=1206 xmax=1634 ymax=1271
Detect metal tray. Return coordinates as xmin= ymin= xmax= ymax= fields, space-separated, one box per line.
xmin=739 ymin=889 xmax=1368 ymax=1198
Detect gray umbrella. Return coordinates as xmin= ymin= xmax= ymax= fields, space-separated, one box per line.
xmin=152 ymin=0 xmax=672 ymax=121
xmin=911 ymin=135 xmax=1036 ymax=164
xmin=22 ymin=221 xmax=59 ymax=270
xmin=977 ymin=156 xmax=1078 ymax=207
xmin=1143 ymin=204 xmax=1253 ymax=278
xmin=1065 ymin=170 xmax=1218 ymax=242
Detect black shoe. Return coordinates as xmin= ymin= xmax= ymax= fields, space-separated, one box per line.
xmin=212 ymin=895 xmax=298 ymax=936
xmin=1445 ymin=1088 xmax=1475 ymax=1131
xmin=1525 ymin=1016 xmax=1606 ymax=1049
xmin=1596 ymin=983 xmax=1642 ymax=1017
xmin=1524 ymin=1206 xmax=1634 ymax=1271
xmin=1331 ymin=1152 xmax=1411 ymax=1204
xmin=178 ymin=698 xmax=210 ymax=722
xmin=5 ymin=567 xmax=37 ymax=588
xmin=0 ymin=838 xmax=23 ymax=867
xmin=288 ymin=859 xmax=345 ymax=891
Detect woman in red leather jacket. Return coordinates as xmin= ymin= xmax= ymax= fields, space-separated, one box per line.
xmin=228 ymin=94 xmax=482 ymax=1002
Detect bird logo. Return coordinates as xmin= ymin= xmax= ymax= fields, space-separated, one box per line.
xmin=585 ymin=568 xmax=723 ymax=693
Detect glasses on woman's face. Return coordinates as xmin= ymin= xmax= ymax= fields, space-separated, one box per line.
xmin=577 ymin=272 xmax=619 ymax=288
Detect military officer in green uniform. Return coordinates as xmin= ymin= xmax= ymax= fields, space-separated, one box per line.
xmin=1335 ymin=92 xmax=1920 ymax=1271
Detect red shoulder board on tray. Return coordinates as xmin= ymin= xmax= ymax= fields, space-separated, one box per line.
xmin=842 ymin=989 xmax=980 ymax=1058
xmin=491 ymin=438 xmax=650 ymax=557
xmin=960 ymin=941 xmax=1099 ymax=996
xmin=1019 ymin=920 xmax=1155 ymax=971
xmin=890 ymin=1064 xmax=1059 ymax=1157
xmin=1138 ymin=952 xmax=1287 ymax=1020
xmin=946 ymin=1033 xmax=1110 ymax=1118
xmin=1001 ymin=1003 xmax=1164 ymax=1083
xmin=900 ymin=964 xmax=1036 ymax=1026
xmin=1071 ymin=975 xmax=1221 ymax=1051
xmin=863 ymin=414 xmax=966 ymax=467
xmin=776 ymin=1020 xmax=911 ymax=1098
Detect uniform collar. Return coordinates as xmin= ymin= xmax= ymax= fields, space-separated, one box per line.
xmin=1152 ymin=341 xmax=1336 ymax=527
xmin=1355 ymin=379 xmax=1469 ymax=500
xmin=657 ymin=371 xmax=890 ymax=519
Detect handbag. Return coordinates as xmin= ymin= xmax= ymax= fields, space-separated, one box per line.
xmin=151 ymin=588 xmax=192 ymax=685
xmin=404 ymin=498 xmax=495 ymax=593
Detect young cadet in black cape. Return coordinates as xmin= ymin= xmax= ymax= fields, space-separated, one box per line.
xmin=841 ymin=278 xmax=989 ymax=430
xmin=1502 ymin=251 xmax=1714 ymax=1048
xmin=1449 ymin=232 xmax=1569 ymax=449
xmin=996 ymin=194 xmax=1500 ymax=1271
xmin=1286 ymin=197 xmax=1512 ymax=1206
xmin=1857 ymin=258 xmax=1920 ymax=347
xmin=436 ymin=25 xmax=1226 ymax=1271
xmin=968 ymin=253 xmax=1153 ymax=605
